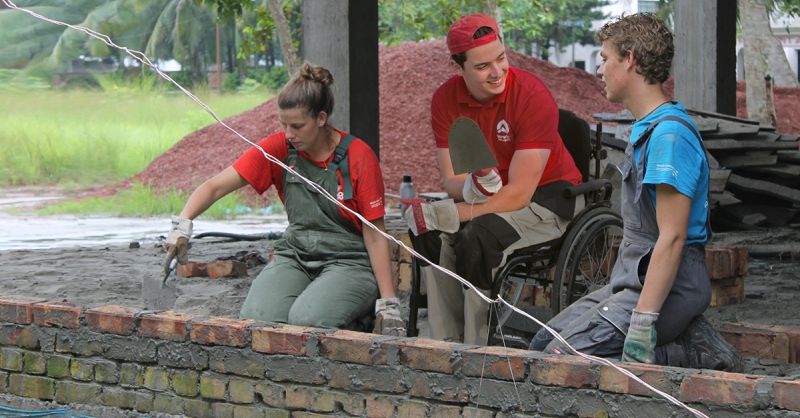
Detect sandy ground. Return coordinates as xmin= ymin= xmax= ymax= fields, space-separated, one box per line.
xmin=1 ymin=224 xmax=799 ymax=377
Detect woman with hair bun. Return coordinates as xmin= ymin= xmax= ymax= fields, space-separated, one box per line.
xmin=163 ymin=63 xmax=404 ymax=336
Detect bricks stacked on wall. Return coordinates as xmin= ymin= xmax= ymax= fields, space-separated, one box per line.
xmin=387 ymin=229 xmax=414 ymax=294
xmin=1 ymin=297 xmax=799 ymax=417
xmin=706 ymin=245 xmax=749 ymax=307
xmin=720 ymin=322 xmax=800 ymax=364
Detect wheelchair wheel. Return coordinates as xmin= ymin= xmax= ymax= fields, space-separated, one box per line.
xmin=551 ymin=207 xmax=622 ymax=313
xmin=487 ymin=248 xmax=555 ymax=348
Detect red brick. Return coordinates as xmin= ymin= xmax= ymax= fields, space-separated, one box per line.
xmin=0 ymin=326 xmax=38 ymax=349
xmin=709 ymin=276 xmax=744 ymax=307
xmin=782 ymin=327 xmax=800 ymax=364
xmin=138 ymin=311 xmax=195 ymax=341
xmin=599 ymin=363 xmax=673 ymax=397
xmin=86 ymin=305 xmax=138 ymax=336
xmin=719 ymin=323 xmax=791 ymax=363
xmin=384 ymin=338 xmax=457 ymax=373
xmin=530 ymin=355 xmax=597 ymax=389
xmin=252 ymin=325 xmax=315 ymax=355
xmin=733 ymin=246 xmax=749 ymax=276
xmin=461 ymin=345 xmax=531 ymax=381
xmin=32 ymin=302 xmax=82 ymax=329
xmin=0 ymin=297 xmax=47 ymax=324
xmin=318 ymin=330 xmax=385 ymax=365
xmin=206 ymin=261 xmax=247 ymax=278
xmin=177 ymin=262 xmax=208 ymax=277
xmin=680 ymin=371 xmax=763 ymax=408
xmin=190 ymin=317 xmax=252 ymax=347
xmin=774 ymin=380 xmax=800 ymax=411
xmin=366 ymin=394 xmax=398 ymax=418
xmin=725 ymin=322 xmax=800 ymax=364
xmin=705 ymin=246 xmax=735 ymax=280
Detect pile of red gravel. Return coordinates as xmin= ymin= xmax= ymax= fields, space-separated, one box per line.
xmin=128 ymin=39 xmax=800 ymax=204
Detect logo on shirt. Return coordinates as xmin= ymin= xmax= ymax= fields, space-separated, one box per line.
xmin=496 ymin=119 xmax=511 ymax=142
xmin=336 ymin=185 xmax=344 ymax=201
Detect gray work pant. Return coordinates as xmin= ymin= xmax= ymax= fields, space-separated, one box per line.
xmin=530 ymin=245 xmax=709 ymax=363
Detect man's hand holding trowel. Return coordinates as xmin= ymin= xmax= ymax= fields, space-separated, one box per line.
xmin=404 ymin=117 xmax=501 ymax=236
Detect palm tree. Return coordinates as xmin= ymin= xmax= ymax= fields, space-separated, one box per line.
xmin=0 ymin=0 xmax=220 ymax=84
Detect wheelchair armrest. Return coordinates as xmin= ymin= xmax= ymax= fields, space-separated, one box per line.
xmin=562 ymin=179 xmax=612 ymax=198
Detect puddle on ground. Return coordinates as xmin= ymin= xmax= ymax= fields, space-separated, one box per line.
xmin=0 ymin=188 xmax=288 ymax=251
xmin=0 ymin=213 xmax=288 ymax=251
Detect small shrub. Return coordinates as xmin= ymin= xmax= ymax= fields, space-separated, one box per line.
xmin=261 ymin=66 xmax=289 ymax=92
xmin=222 ymin=72 xmax=241 ymax=92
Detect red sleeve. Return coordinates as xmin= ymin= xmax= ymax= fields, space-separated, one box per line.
xmin=232 ymin=132 xmax=288 ymax=195
xmin=513 ymin=74 xmax=560 ymax=152
xmin=431 ymin=81 xmax=454 ymax=149
xmin=347 ymin=140 xmax=385 ymax=222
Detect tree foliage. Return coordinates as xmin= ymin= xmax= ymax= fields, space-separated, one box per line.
xmin=377 ymin=0 xmax=608 ymax=59
xmin=0 ymin=0 xmax=224 ymax=83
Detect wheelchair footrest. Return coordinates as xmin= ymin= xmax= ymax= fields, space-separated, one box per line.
xmin=497 ymin=305 xmax=553 ymax=335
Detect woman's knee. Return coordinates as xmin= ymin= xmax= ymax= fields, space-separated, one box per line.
xmin=287 ymin=305 xmax=350 ymax=328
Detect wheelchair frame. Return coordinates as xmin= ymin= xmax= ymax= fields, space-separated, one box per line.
xmin=406 ymin=113 xmax=623 ymax=349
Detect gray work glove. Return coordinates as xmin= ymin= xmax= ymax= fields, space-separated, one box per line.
xmin=622 ymin=310 xmax=659 ymax=364
xmin=164 ymin=216 xmax=192 ymax=275
xmin=374 ymin=297 xmax=406 ymax=337
xmin=403 ymin=198 xmax=459 ymax=236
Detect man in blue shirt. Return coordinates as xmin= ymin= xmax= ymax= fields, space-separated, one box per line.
xmin=529 ymin=13 xmax=740 ymax=370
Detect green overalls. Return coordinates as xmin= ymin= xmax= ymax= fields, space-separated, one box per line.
xmin=239 ymin=135 xmax=378 ymax=328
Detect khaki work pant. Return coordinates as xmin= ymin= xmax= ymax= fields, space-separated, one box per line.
xmin=424 ymin=200 xmax=580 ymax=345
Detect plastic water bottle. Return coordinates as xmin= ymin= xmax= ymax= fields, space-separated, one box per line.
xmin=399 ymin=175 xmax=417 ymax=214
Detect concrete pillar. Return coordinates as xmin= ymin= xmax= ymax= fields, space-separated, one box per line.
xmin=301 ymin=0 xmax=380 ymax=157
xmin=674 ymin=0 xmax=737 ymax=115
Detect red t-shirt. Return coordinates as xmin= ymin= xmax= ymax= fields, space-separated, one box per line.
xmin=431 ymin=67 xmax=582 ymax=186
xmin=232 ymin=130 xmax=385 ymax=232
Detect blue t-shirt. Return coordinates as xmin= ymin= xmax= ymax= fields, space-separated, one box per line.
xmin=630 ymin=102 xmax=710 ymax=244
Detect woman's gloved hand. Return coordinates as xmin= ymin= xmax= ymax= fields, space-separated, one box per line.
xmin=163 ymin=217 xmax=192 ymax=274
xmin=621 ymin=310 xmax=659 ymax=363
xmin=374 ymin=297 xmax=406 ymax=336
xmin=403 ymin=199 xmax=459 ymax=235
xmin=462 ymin=168 xmax=502 ymax=204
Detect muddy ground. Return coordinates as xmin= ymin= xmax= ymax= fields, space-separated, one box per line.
xmin=1 ymin=221 xmax=799 ymax=377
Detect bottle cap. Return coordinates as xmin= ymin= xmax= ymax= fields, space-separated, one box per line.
xmin=402 ymin=175 xmax=412 ymax=183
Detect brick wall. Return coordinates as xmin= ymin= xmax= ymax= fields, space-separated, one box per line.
xmin=0 ymin=298 xmax=798 ymax=417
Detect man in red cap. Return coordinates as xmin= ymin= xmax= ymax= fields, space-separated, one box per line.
xmin=406 ymin=13 xmax=582 ymax=345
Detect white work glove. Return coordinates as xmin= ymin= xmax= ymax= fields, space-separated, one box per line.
xmin=164 ymin=216 xmax=192 ymax=274
xmin=462 ymin=168 xmax=502 ymax=204
xmin=374 ymin=297 xmax=406 ymax=337
xmin=403 ymin=199 xmax=459 ymax=236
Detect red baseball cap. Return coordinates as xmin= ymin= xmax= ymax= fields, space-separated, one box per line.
xmin=446 ymin=14 xmax=500 ymax=55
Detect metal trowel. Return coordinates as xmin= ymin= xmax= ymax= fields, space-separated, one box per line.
xmin=448 ymin=117 xmax=498 ymax=174
xmin=142 ymin=249 xmax=178 ymax=311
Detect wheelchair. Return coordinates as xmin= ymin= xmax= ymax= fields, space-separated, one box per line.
xmin=406 ymin=109 xmax=623 ymax=349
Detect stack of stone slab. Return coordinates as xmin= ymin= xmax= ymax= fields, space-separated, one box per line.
xmin=594 ymin=109 xmax=800 ymax=229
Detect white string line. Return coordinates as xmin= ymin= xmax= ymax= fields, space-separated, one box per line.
xmin=2 ymin=2 xmax=708 ymax=416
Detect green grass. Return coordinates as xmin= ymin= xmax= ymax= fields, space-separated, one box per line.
xmin=0 ymin=83 xmax=274 ymax=218
xmin=0 ymin=88 xmax=271 ymax=187
xmin=34 ymin=183 xmax=254 ymax=219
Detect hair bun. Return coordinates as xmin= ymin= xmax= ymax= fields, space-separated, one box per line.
xmin=298 ymin=63 xmax=333 ymax=87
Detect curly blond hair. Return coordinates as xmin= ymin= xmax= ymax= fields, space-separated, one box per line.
xmin=596 ymin=13 xmax=673 ymax=84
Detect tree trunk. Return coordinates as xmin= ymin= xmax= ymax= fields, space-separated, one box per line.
xmin=740 ymin=0 xmax=798 ymax=123
xmin=266 ymin=0 xmax=299 ymax=77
